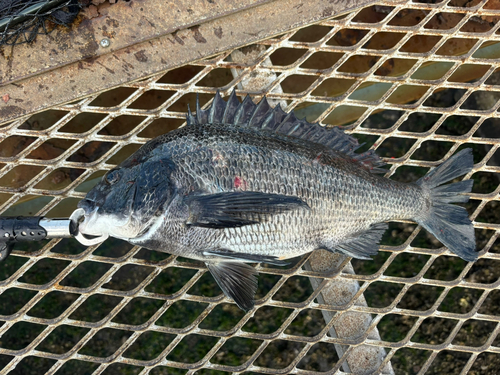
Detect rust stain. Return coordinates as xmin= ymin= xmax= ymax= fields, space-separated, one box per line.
xmin=134 ymin=50 xmax=148 ymax=62
xmin=190 ymin=25 xmax=207 ymax=43
xmin=78 ymin=40 xmax=100 ymax=60
xmin=170 ymin=31 xmax=185 ymax=45
xmin=214 ymin=26 xmax=223 ymax=39
xmin=97 ymin=61 xmax=116 ymax=74
xmin=102 ymin=28 xmax=117 ymax=39
xmin=83 ymin=56 xmax=99 ymax=65
xmin=0 ymin=105 xmax=23 ymax=118
xmin=106 ymin=18 xmax=120 ymax=28
xmin=74 ymin=19 xmax=100 ymax=59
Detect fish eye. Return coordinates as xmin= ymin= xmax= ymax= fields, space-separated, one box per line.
xmin=105 ymin=170 xmax=121 ymax=185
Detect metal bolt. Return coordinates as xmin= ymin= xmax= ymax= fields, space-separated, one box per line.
xmin=100 ymin=38 xmax=110 ymax=48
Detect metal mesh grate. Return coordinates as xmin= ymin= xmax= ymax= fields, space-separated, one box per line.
xmin=1 ymin=0 xmax=500 ymax=374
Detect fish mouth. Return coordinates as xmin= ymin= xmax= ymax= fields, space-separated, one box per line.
xmin=77 ymin=185 xmax=143 ymax=240
xmin=71 ymin=208 xmax=109 ymax=246
xmin=77 ymin=197 xmax=96 ymax=214
xmin=76 ymin=204 xmax=107 ymax=237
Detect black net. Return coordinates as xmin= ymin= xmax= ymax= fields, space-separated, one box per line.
xmin=0 ymin=0 xmax=80 ymax=46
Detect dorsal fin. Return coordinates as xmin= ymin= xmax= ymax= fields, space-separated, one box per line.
xmin=222 ymin=91 xmax=241 ymax=124
xmin=186 ymin=90 xmax=385 ymax=173
xmin=234 ymin=95 xmax=256 ymax=126
xmin=248 ymin=97 xmax=272 ymax=128
xmin=208 ymin=92 xmax=226 ymax=124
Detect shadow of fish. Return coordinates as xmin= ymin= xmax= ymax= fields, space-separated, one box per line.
xmin=77 ymin=91 xmax=477 ymax=311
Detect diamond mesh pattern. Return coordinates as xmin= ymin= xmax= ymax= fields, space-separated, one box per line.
xmin=1 ymin=1 xmax=500 ymax=374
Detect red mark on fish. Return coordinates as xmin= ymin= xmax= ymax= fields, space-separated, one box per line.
xmin=312 ymin=152 xmax=325 ymax=165
xmin=234 ymin=176 xmax=247 ymax=190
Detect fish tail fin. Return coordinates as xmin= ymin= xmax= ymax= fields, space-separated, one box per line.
xmin=414 ymin=148 xmax=477 ymax=261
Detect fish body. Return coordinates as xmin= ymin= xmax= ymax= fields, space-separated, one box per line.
xmin=78 ymin=91 xmax=477 ymax=310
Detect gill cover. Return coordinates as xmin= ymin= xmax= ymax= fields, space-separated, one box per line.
xmin=133 ymin=158 xmax=176 ymax=220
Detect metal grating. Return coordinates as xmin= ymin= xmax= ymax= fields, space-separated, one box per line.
xmin=1 ymin=0 xmax=500 ymax=374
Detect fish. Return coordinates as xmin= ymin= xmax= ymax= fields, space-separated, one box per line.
xmin=77 ymin=91 xmax=477 ymax=311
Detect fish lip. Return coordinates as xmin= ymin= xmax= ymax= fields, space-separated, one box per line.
xmin=78 ymin=206 xmax=101 ymax=235
xmin=70 ymin=208 xmax=109 ymax=246
xmin=77 ymin=198 xmax=96 ymax=215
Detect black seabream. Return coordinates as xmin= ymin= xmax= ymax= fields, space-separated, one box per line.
xmin=77 ymin=91 xmax=477 ymax=310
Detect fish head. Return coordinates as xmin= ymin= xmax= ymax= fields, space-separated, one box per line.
xmin=77 ymin=155 xmax=175 ymax=240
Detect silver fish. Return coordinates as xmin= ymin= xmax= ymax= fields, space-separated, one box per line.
xmin=77 ymin=91 xmax=477 ymax=310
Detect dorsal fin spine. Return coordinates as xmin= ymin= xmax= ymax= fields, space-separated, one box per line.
xmin=289 ymin=122 xmax=302 ymax=136
xmin=261 ymin=110 xmax=275 ymax=130
xmin=223 ymin=91 xmax=240 ymax=124
xmin=234 ymin=95 xmax=256 ymax=126
xmin=188 ymin=90 xmax=385 ymax=172
xmin=187 ymin=104 xmax=196 ymax=125
xmin=195 ymin=93 xmax=205 ymax=124
xmin=248 ymin=97 xmax=272 ymax=128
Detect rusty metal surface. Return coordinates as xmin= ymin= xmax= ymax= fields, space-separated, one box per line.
xmin=0 ymin=0 xmax=500 ymax=374
xmin=0 ymin=0 xmax=397 ymax=125
xmin=0 ymin=0 xmax=273 ymax=85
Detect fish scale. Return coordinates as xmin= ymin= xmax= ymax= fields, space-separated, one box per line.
xmin=154 ymin=125 xmax=423 ymax=259
xmin=77 ymin=91 xmax=477 ymax=311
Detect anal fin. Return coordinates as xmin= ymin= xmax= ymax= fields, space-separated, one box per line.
xmin=206 ymin=261 xmax=258 ymax=311
xmin=203 ymin=249 xmax=289 ymax=266
xmin=336 ymin=223 xmax=388 ymax=260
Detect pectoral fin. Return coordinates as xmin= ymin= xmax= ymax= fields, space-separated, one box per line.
xmin=186 ymin=191 xmax=309 ymax=229
xmin=203 ymin=249 xmax=289 ymax=266
xmin=336 ymin=223 xmax=388 ymax=260
xmin=206 ymin=261 xmax=258 ymax=311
